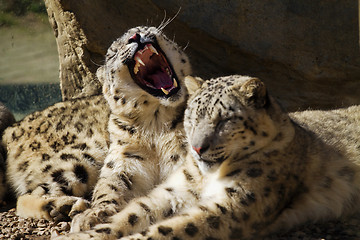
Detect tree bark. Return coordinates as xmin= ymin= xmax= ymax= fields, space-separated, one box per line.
xmin=44 ymin=0 xmax=102 ymax=100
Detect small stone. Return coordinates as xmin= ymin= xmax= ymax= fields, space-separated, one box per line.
xmin=13 ymin=232 xmax=25 ymax=239
xmin=56 ymin=221 xmax=70 ymax=231
xmin=51 ymin=229 xmax=60 ymax=238
xmin=18 ymin=219 xmax=25 ymax=228
xmin=37 ymin=222 xmax=47 ymax=228
xmin=37 ymin=230 xmax=46 ymax=236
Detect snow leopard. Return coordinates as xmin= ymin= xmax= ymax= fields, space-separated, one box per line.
xmin=1 ymin=25 xmax=192 ymax=229
xmin=54 ymin=75 xmax=360 ymax=239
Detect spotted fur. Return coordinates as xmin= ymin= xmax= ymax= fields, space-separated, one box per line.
xmin=55 ymin=75 xmax=360 ymax=240
xmin=3 ymin=96 xmax=109 ymax=220
xmin=1 ymin=26 xmax=191 ymax=224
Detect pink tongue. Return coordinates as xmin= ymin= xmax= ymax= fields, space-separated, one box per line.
xmin=149 ymin=71 xmax=173 ymax=89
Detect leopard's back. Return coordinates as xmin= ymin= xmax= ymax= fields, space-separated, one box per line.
xmin=3 ymin=95 xmax=109 ymax=198
xmin=290 ymin=106 xmax=360 ymax=163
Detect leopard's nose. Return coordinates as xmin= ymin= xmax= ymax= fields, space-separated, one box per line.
xmin=128 ymin=33 xmax=141 ymax=44
xmin=192 ymin=143 xmax=210 ymax=156
xmin=192 ymin=146 xmax=201 ymax=155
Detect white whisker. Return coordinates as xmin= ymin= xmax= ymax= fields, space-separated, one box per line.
xmin=90 ymin=58 xmax=103 ymax=67
xmin=183 ymin=41 xmax=190 ymax=51
xmin=158 ymin=10 xmax=167 ymax=31
xmin=158 ymin=7 xmax=182 ymax=31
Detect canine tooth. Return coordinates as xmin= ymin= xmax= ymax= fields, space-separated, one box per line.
xmin=134 ymin=63 xmax=139 ymax=74
xmin=149 ymin=45 xmax=159 ymax=55
xmin=173 ymin=78 xmax=178 ymax=88
xmin=166 ymin=68 xmax=171 ymax=76
xmin=161 ymin=88 xmax=169 ymax=95
xmin=135 ymin=56 xmax=145 ymax=66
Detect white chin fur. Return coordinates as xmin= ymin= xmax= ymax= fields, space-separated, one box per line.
xmin=189 ymin=148 xmax=212 ymax=174
xmin=197 ymin=159 xmax=213 ymax=174
xmin=159 ymin=88 xmax=186 ymax=107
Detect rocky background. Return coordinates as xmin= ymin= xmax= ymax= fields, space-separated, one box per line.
xmin=45 ymin=0 xmax=360 ymax=111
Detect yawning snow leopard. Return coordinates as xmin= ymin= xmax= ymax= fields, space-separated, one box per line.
xmin=1 ymin=25 xmax=192 ymax=227
xmin=54 ymin=75 xmax=360 ymax=240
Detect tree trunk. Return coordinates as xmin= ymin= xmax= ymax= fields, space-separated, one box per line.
xmin=44 ymin=0 xmax=101 ymax=100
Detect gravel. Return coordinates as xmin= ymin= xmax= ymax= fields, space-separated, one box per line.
xmin=0 ymin=200 xmax=359 ymax=240
xmin=0 ymin=206 xmax=70 ymax=240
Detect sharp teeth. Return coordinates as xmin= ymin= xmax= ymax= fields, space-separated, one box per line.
xmin=173 ymin=78 xmax=178 ymax=88
xmin=134 ymin=62 xmax=140 ymax=74
xmin=161 ymin=88 xmax=169 ymax=95
xmin=149 ymin=45 xmax=159 ymax=55
xmin=135 ymin=56 xmax=145 ymax=66
xmin=166 ymin=68 xmax=171 ymax=76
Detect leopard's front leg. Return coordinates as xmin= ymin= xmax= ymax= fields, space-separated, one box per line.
xmin=55 ymin=186 xmax=188 ymax=239
xmin=70 ymin=142 xmax=159 ymax=232
xmin=122 ymin=205 xmax=234 ymax=240
xmin=70 ymin=175 xmax=125 ymax=232
xmin=55 ymin=166 xmax=195 ymax=239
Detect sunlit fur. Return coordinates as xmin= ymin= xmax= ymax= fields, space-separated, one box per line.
xmin=1 ymin=26 xmax=192 ymax=226
xmin=71 ymin=26 xmax=192 ymax=231
xmin=55 ymin=75 xmax=360 ymax=240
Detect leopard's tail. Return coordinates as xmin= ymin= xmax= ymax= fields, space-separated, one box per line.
xmin=0 ymin=102 xmax=15 ymax=202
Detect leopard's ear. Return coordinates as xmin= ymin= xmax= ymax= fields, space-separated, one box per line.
xmin=96 ymin=66 xmax=106 ymax=84
xmin=184 ymin=76 xmax=205 ymax=95
xmin=238 ymin=78 xmax=268 ymax=109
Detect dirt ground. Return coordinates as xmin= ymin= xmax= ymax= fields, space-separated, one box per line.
xmin=0 ymin=198 xmax=359 ymax=240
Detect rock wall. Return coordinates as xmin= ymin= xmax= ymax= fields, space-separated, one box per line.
xmin=44 ymin=0 xmax=360 ymax=111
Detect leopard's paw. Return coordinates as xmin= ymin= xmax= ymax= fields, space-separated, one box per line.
xmin=51 ymin=230 xmax=114 ymax=240
xmin=17 ymin=194 xmax=90 ymax=221
xmin=121 ymin=233 xmax=146 ymax=240
xmin=45 ymin=196 xmax=90 ymax=222
xmin=70 ymin=205 xmax=118 ymax=232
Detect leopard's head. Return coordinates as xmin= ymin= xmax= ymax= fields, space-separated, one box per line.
xmin=98 ymin=26 xmax=191 ymax=109
xmin=184 ymin=76 xmax=293 ymax=172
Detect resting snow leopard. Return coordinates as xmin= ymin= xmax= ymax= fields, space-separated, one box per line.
xmin=55 ymin=75 xmax=360 ymax=240
xmin=1 ymin=25 xmax=191 ymax=225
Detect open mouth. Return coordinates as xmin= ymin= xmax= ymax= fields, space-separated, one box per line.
xmin=127 ymin=42 xmax=180 ymax=98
